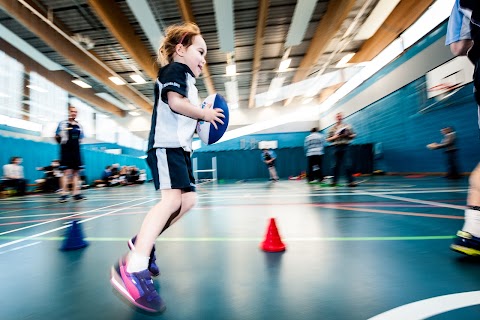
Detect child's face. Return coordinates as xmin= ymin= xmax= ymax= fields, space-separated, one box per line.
xmin=181 ymin=35 xmax=207 ymax=78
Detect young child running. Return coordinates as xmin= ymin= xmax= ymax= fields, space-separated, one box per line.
xmin=110 ymin=22 xmax=225 ymax=313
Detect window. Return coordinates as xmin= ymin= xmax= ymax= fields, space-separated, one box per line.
xmin=0 ymin=51 xmax=24 ymax=119
xmin=96 ymin=114 xmax=117 ymax=143
xmin=70 ymin=98 xmax=94 ymax=138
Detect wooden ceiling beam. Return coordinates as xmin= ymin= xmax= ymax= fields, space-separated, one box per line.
xmin=291 ymin=0 xmax=356 ymax=85
xmin=0 ymin=0 xmax=153 ymax=113
xmin=284 ymin=0 xmax=355 ymax=106
xmin=349 ymin=0 xmax=434 ymax=63
xmin=248 ymin=0 xmax=269 ymax=109
xmin=176 ymin=0 xmax=216 ymax=95
xmin=87 ymin=0 xmax=158 ymax=80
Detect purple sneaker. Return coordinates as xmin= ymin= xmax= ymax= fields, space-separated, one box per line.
xmin=128 ymin=236 xmax=160 ymax=277
xmin=110 ymin=257 xmax=165 ymax=313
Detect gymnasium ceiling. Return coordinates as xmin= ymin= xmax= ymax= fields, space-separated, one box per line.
xmin=0 ymin=0 xmax=435 ymax=136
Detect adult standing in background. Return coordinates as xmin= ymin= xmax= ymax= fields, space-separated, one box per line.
xmin=427 ymin=126 xmax=461 ymax=179
xmin=326 ymin=112 xmax=356 ymax=187
xmin=304 ymin=127 xmax=325 ymax=183
xmin=444 ymin=0 xmax=480 ymax=255
xmin=55 ymin=105 xmax=86 ymax=202
xmin=2 ymin=156 xmax=26 ymax=196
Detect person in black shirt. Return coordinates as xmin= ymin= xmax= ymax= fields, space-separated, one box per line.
xmin=427 ymin=126 xmax=460 ymax=179
xmin=55 ymin=105 xmax=86 ymax=202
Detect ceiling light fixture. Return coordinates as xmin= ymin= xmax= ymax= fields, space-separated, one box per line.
xmin=335 ymin=53 xmax=356 ymax=68
xmin=129 ymin=111 xmax=141 ymax=116
xmin=226 ymin=52 xmax=236 ymax=76
xmin=26 ymin=84 xmax=48 ymax=93
xmin=225 ymin=80 xmax=239 ymax=104
xmin=72 ymin=79 xmax=92 ymax=88
xmin=278 ymin=58 xmax=292 ymax=72
xmin=226 ymin=64 xmax=236 ymax=76
xmin=108 ymin=76 xmax=126 ymax=85
xmin=278 ymin=47 xmax=292 ymax=72
xmin=130 ymin=74 xmax=147 ymax=84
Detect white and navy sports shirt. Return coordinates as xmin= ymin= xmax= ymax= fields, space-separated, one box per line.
xmin=148 ymin=62 xmax=199 ymax=152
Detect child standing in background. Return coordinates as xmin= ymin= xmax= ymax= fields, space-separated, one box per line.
xmin=110 ymin=22 xmax=224 ymax=312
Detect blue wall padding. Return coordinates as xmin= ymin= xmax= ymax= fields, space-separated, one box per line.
xmin=0 ymin=135 xmax=149 ymax=184
xmin=329 ymin=80 xmax=480 ymax=173
xmin=192 ymin=144 xmax=373 ymax=181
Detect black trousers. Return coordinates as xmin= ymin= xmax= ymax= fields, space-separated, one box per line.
xmin=4 ymin=179 xmax=26 ymax=196
xmin=307 ymin=155 xmax=323 ymax=182
xmin=332 ymin=144 xmax=354 ymax=184
xmin=445 ymin=150 xmax=460 ymax=179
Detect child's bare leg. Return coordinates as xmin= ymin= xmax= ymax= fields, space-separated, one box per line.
xmin=462 ymin=164 xmax=480 ymax=236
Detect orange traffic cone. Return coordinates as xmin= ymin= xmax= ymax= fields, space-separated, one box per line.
xmin=260 ymin=218 xmax=286 ymax=252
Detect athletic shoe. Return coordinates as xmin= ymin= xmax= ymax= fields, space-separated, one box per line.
xmin=73 ymin=194 xmax=86 ymax=201
xmin=128 ymin=236 xmax=160 ymax=277
xmin=451 ymin=230 xmax=480 ymax=256
xmin=58 ymin=195 xmax=69 ymax=203
xmin=110 ymin=257 xmax=165 ymax=313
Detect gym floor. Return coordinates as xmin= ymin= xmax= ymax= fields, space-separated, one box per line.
xmin=1 ymin=176 xmax=479 ymax=320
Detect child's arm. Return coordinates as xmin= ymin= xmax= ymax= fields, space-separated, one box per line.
xmin=167 ymin=92 xmax=225 ymax=129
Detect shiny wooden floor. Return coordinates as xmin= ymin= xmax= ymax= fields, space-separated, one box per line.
xmin=1 ymin=176 xmax=479 ymax=320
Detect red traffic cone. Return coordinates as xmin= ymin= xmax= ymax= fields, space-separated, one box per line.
xmin=260 ymin=218 xmax=286 ymax=252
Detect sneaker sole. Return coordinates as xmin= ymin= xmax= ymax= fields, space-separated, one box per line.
xmin=127 ymin=239 xmax=160 ymax=277
xmin=110 ymin=266 xmax=165 ymax=313
xmin=450 ymin=244 xmax=480 ymax=256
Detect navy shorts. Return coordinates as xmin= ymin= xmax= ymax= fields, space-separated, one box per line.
xmin=146 ymin=148 xmax=196 ymax=192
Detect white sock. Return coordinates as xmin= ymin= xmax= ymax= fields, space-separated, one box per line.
xmin=462 ymin=209 xmax=480 ymax=237
xmin=127 ymin=250 xmax=149 ymax=273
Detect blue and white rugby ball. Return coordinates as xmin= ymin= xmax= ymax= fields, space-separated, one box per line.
xmin=196 ymin=93 xmax=230 ymax=145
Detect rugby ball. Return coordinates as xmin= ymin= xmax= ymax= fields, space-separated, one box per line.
xmin=196 ymin=93 xmax=230 ymax=145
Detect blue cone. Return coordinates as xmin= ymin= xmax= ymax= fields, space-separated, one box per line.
xmin=60 ymin=220 xmax=88 ymax=250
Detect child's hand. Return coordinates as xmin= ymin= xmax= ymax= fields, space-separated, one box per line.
xmin=202 ymin=107 xmax=225 ymax=130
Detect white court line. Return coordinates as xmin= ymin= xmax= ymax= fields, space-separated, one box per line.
xmin=0 ymin=202 xmax=65 ymax=214
xmin=0 ymin=197 xmax=148 ymax=237
xmin=0 ymin=241 xmax=41 ymax=255
xmin=363 ymin=192 xmax=466 ymax=210
xmin=368 ymin=291 xmax=480 ymax=320
xmin=194 ymin=188 xmax=468 ymax=200
xmin=0 ymin=198 xmax=145 ymax=203
xmin=0 ymin=212 xmax=82 ymax=220
xmin=0 ymin=198 xmax=156 ymax=250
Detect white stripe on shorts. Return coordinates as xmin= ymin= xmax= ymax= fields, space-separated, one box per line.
xmin=156 ymin=148 xmax=172 ymax=189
